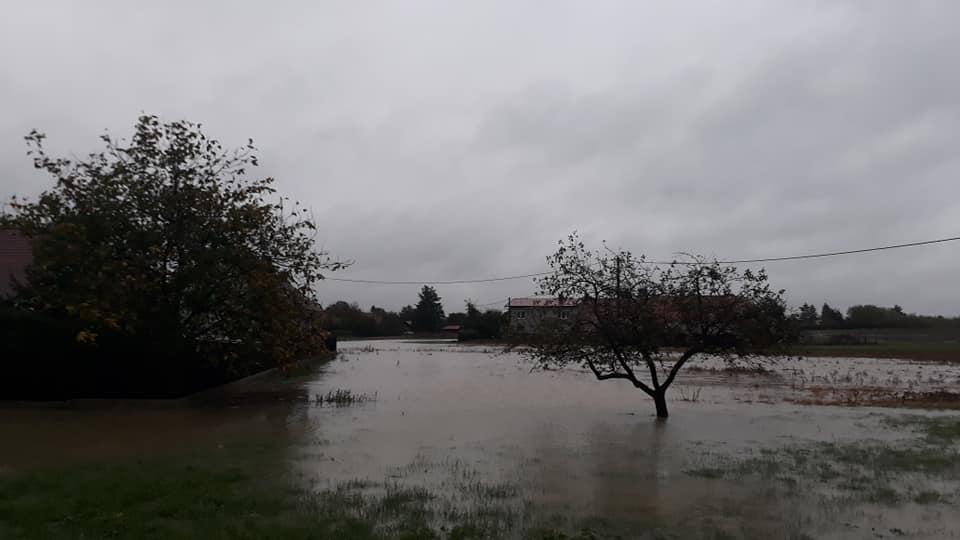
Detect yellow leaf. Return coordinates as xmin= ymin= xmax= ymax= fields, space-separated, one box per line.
xmin=76 ymin=330 xmax=98 ymax=344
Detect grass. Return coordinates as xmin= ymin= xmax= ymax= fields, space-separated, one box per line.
xmin=677 ymin=386 xmax=703 ymax=402
xmin=314 ymin=389 xmax=377 ymax=406
xmin=0 ymin=459 xmax=356 ymax=539
xmin=882 ymin=414 xmax=960 ymax=443
xmin=0 ymin=453 xmax=456 ymax=540
xmin=684 ymin=415 xmax=960 ymax=509
xmin=0 ymin=445 xmax=820 ymax=540
xmin=457 ymin=480 xmax=519 ymax=500
xmin=912 ymin=490 xmax=945 ymax=504
xmin=820 ymin=440 xmax=957 ymax=474
xmin=922 ymin=417 xmax=960 ymax=442
xmin=0 ymin=431 xmax=597 ymax=540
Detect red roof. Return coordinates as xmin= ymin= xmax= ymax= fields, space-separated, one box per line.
xmin=0 ymin=230 xmax=32 ymax=297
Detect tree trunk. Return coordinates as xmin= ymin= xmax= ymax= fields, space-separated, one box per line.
xmin=653 ymin=390 xmax=669 ymax=419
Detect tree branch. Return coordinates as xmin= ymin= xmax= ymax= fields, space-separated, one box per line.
xmin=642 ymin=352 xmax=661 ymax=390
xmin=585 ymin=357 xmax=654 ymax=397
xmin=661 ymin=346 xmax=702 ymax=391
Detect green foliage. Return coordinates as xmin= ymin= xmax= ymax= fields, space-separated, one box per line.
xmin=804 ymin=302 xmax=960 ymax=330
xmin=797 ymin=303 xmax=818 ymax=328
xmin=413 ymin=285 xmax=445 ymax=333
xmin=325 ymin=301 xmax=375 ymax=336
xmin=3 ymin=115 xmax=344 ymax=381
xmin=476 ymin=309 xmax=505 ymax=339
xmin=820 ymin=303 xmax=844 ymax=327
xmin=445 ymin=311 xmax=467 ymax=326
xmin=322 ymin=302 xmax=408 ymax=337
xmin=455 ymin=301 xmax=505 ymax=341
xmin=846 ymin=304 xmax=905 ymax=328
xmin=376 ymin=310 xmax=409 ymax=336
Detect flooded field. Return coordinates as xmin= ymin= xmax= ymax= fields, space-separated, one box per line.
xmin=2 ymin=339 xmax=959 ymax=539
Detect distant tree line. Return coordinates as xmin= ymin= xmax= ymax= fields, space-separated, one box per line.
xmin=322 ymin=285 xmax=506 ymax=340
xmin=795 ymin=303 xmax=960 ymax=330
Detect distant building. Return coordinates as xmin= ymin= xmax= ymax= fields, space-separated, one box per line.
xmin=0 ymin=230 xmax=31 ymax=298
xmin=506 ymin=295 xmax=742 ymax=337
xmin=506 ymin=297 xmax=578 ymax=334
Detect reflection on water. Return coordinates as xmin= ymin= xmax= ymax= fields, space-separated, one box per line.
xmin=2 ymin=339 xmax=958 ymax=536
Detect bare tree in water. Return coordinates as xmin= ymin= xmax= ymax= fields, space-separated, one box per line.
xmin=522 ymin=234 xmax=794 ymax=419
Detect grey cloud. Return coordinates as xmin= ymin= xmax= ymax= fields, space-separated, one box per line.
xmin=2 ymin=1 xmax=959 ymax=315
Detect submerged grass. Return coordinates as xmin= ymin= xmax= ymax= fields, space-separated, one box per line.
xmin=315 ymin=388 xmax=378 ymax=406
xmin=684 ymin=414 xmax=960 ymax=510
xmin=1 ymin=444 xmax=818 ymax=540
xmin=882 ymin=414 xmax=960 ymax=444
xmin=0 ymin=460 xmax=363 ymax=539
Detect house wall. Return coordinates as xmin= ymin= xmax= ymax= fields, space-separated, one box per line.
xmin=508 ymin=306 xmax=572 ymax=334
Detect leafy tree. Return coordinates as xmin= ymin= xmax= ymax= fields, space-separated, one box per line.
xmin=846 ymin=304 xmax=908 ymax=328
xmin=522 ymin=234 xmax=793 ymax=419
xmin=820 ymin=303 xmax=845 ymax=328
xmin=369 ymin=305 xmax=410 ymax=336
xmin=458 ymin=300 xmax=505 ymax=341
xmin=378 ymin=311 xmax=408 ymax=336
xmin=466 ymin=301 xmax=481 ymax=321
xmin=3 ymin=115 xmax=344 ymax=373
xmin=797 ymin=303 xmax=819 ymax=328
xmin=323 ymin=301 xmax=371 ymax=336
xmin=413 ymin=286 xmax=444 ymax=332
xmin=319 ymin=302 xmax=409 ymax=337
xmin=445 ymin=312 xmax=467 ymax=326
xmin=477 ymin=309 xmax=505 ymax=339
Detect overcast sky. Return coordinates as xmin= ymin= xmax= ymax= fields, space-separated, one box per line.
xmin=2 ymin=1 xmax=959 ymax=315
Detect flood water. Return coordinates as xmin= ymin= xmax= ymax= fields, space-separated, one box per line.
xmin=2 ymin=339 xmax=959 ymax=538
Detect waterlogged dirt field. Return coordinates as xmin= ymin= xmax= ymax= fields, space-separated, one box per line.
xmin=2 ymin=339 xmax=960 ymax=539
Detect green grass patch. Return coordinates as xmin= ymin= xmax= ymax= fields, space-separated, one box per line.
xmin=864 ymin=485 xmax=901 ymax=505
xmin=912 ymin=490 xmax=945 ymax=504
xmin=882 ymin=415 xmax=960 ymax=444
xmin=457 ymin=480 xmax=519 ymax=500
xmin=1 ymin=451 xmax=821 ymax=540
xmin=815 ymin=440 xmax=958 ymax=474
xmin=683 ymin=419 xmax=960 ymax=509
xmin=0 ymin=459 xmax=374 ymax=540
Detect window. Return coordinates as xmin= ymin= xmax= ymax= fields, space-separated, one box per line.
xmin=515 ymin=311 xmax=526 ymax=319
xmin=558 ymin=310 xmax=570 ymax=320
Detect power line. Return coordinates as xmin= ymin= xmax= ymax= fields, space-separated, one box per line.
xmin=475 ymin=298 xmax=509 ymax=308
xmin=325 ymin=272 xmax=551 ymax=285
xmin=714 ymin=235 xmax=960 ymax=264
xmin=322 ymin=234 xmax=960 ymax=286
